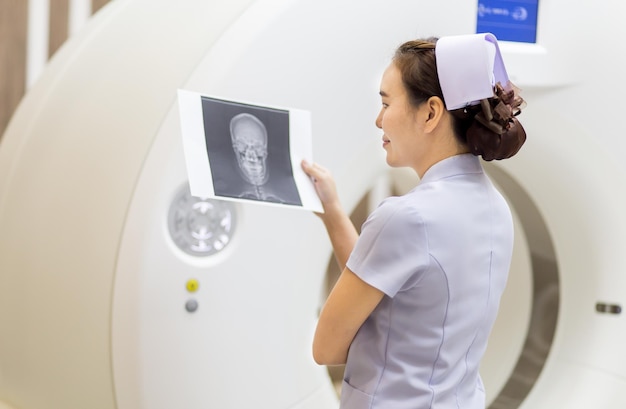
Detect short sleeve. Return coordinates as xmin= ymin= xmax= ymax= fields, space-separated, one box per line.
xmin=346 ymin=200 xmax=430 ymax=297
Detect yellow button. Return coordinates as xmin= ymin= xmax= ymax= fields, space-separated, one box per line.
xmin=186 ymin=279 xmax=199 ymax=293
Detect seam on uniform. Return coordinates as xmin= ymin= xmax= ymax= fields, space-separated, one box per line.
xmin=455 ymin=250 xmax=494 ymax=409
xmin=369 ymin=298 xmax=394 ymax=409
xmin=427 ymin=255 xmax=450 ymax=409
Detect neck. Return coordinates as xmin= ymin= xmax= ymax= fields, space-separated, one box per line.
xmin=413 ymin=135 xmax=469 ymax=179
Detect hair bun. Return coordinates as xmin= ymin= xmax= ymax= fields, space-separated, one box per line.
xmin=467 ymin=116 xmax=526 ymax=161
xmin=464 ymin=82 xmax=527 ymax=161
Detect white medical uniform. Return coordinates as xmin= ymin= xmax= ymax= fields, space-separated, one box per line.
xmin=342 ymin=153 xmax=513 ymax=409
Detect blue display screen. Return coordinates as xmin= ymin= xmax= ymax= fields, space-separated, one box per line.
xmin=476 ymin=0 xmax=539 ymax=43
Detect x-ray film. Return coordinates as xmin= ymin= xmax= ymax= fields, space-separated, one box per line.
xmin=177 ymin=89 xmax=322 ymax=212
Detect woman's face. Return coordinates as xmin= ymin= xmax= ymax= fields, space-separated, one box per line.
xmin=375 ymin=63 xmax=425 ymax=169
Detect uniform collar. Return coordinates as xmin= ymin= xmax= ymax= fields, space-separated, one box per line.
xmin=419 ymin=153 xmax=483 ymax=184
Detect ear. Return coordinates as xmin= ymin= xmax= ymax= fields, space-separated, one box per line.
xmin=423 ymin=96 xmax=446 ymax=133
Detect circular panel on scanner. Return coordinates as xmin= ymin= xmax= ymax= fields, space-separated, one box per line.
xmin=166 ymin=185 xmax=237 ymax=257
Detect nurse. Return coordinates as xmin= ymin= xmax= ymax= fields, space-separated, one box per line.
xmin=301 ymin=33 xmax=526 ymax=408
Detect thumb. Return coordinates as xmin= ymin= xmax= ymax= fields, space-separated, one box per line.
xmin=301 ymin=159 xmax=316 ymax=177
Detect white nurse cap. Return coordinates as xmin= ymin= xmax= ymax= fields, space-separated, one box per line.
xmin=435 ymin=33 xmax=510 ymax=110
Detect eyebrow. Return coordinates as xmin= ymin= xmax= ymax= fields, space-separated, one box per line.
xmin=379 ymin=90 xmax=389 ymax=97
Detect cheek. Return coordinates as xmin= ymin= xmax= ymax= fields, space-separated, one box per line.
xmin=381 ymin=110 xmax=397 ymax=132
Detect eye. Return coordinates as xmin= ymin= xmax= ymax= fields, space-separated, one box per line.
xmin=381 ymin=102 xmax=389 ymax=108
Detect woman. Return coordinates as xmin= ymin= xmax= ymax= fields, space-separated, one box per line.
xmin=301 ymin=33 xmax=526 ymax=409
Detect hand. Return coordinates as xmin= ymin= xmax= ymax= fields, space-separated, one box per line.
xmin=301 ymin=159 xmax=341 ymax=215
xmin=301 ymin=160 xmax=358 ymax=268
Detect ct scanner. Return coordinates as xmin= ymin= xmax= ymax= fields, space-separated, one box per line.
xmin=1 ymin=0 xmax=626 ymax=408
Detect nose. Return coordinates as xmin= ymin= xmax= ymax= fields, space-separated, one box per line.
xmin=244 ymin=147 xmax=259 ymax=162
xmin=375 ymin=108 xmax=383 ymax=129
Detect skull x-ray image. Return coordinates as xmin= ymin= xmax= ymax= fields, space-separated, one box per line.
xmin=201 ymin=96 xmax=302 ymax=206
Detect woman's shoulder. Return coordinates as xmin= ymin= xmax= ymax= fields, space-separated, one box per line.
xmin=366 ymin=194 xmax=427 ymax=231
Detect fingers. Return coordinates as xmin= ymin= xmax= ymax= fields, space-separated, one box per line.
xmin=301 ymin=160 xmax=342 ymax=217
xmin=301 ymin=159 xmax=325 ymax=182
xmin=301 ymin=159 xmax=314 ymax=179
xmin=301 ymin=159 xmax=316 ymax=174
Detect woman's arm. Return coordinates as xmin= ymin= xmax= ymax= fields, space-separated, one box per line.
xmin=313 ymin=267 xmax=384 ymax=365
xmin=300 ymin=160 xmax=357 ymax=270
xmin=301 ymin=160 xmax=384 ymax=365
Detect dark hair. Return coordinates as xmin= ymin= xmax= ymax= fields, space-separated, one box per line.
xmin=393 ymin=38 xmax=526 ymax=161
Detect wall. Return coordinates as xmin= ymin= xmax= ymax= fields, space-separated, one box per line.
xmin=0 ymin=0 xmax=112 ymax=140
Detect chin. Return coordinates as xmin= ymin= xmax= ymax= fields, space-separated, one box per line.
xmin=385 ymin=156 xmax=401 ymax=168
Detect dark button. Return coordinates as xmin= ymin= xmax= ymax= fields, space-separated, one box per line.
xmin=185 ymin=299 xmax=199 ymax=313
